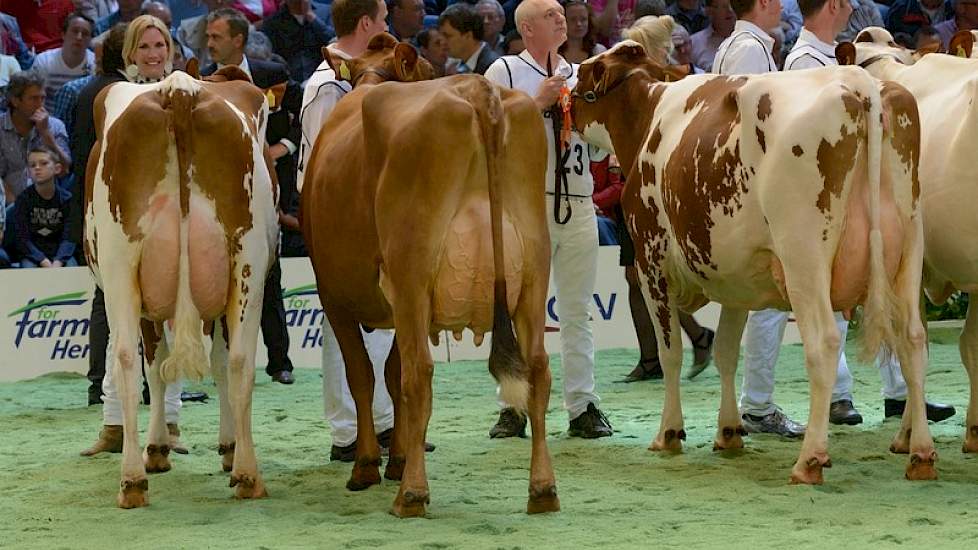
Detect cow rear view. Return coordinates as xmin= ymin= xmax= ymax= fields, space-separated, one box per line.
xmin=85 ymin=71 xmax=278 ymax=508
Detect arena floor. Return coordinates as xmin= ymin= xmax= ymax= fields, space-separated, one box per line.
xmin=1 ymin=329 xmax=974 ymax=549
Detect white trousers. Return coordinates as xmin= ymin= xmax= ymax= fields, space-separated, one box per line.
xmin=500 ymin=196 xmax=600 ymax=419
xmin=101 ymin=333 xmax=183 ymax=425
xmin=739 ymin=308 xmax=908 ymax=415
xmin=320 ymin=322 xmax=394 ymax=447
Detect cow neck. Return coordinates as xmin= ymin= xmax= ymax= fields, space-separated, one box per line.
xmin=603 ymin=75 xmax=660 ymax=182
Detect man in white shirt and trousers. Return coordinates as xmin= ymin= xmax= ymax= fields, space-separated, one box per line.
xmin=781 ymin=0 xmax=956 ymax=424
xmin=299 ymin=0 xmax=435 ymax=462
xmin=483 ymin=0 xmax=613 ymax=439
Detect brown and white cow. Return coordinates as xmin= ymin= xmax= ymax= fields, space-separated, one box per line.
xmin=85 ymin=70 xmax=278 ymax=507
xmin=571 ymin=42 xmax=932 ymax=483
xmin=840 ymin=27 xmax=978 ymax=455
xmin=300 ymin=36 xmax=558 ymax=516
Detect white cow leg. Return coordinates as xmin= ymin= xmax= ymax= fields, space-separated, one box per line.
xmin=143 ymin=321 xmax=172 ymax=474
xmin=210 ymin=320 xmax=235 ymax=472
xmin=713 ymin=307 xmax=749 ymax=451
xmin=962 ymin=302 xmax=978 ymax=453
xmin=111 ymin=312 xmax=148 ymax=507
xmin=647 ymin=289 xmax=685 ymax=453
xmin=226 ymin=312 xmax=266 ymax=499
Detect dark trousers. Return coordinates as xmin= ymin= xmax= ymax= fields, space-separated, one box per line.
xmin=261 ymin=257 xmax=293 ymax=376
xmin=87 ymin=287 xmax=110 ymax=399
xmin=625 ymin=266 xmax=706 ymax=366
xmin=0 ymin=247 xmax=11 ymax=268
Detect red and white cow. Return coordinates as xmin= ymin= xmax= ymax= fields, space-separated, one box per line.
xmin=841 ymin=27 xmax=978 ymax=455
xmin=571 ymin=42 xmax=932 ymax=483
xmin=84 ymin=70 xmax=278 ymax=507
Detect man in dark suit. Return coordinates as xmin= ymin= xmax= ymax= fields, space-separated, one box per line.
xmin=203 ymin=7 xmax=301 ymax=385
xmin=438 ymin=3 xmax=500 ymax=74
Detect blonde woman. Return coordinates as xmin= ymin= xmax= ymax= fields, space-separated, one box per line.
xmin=622 ymin=14 xmax=676 ymax=64
xmin=121 ymin=14 xmax=175 ymax=83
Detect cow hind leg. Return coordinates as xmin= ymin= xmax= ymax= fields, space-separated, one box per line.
xmin=210 ymin=319 xmax=236 ymax=472
xmin=961 ymin=302 xmax=978 ymax=453
xmin=643 ymin=282 xmax=685 ymax=452
xmin=383 ymin=337 xmax=405 ymax=482
xmin=142 ymin=320 xmax=172 ymax=474
xmin=713 ymin=307 xmax=748 ymax=452
xmin=513 ymin=279 xmax=559 ymax=514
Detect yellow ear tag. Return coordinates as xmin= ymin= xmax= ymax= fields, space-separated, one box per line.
xmin=957 ymin=45 xmax=968 ymax=57
xmin=265 ymin=89 xmax=277 ymax=108
xmin=339 ymin=61 xmax=351 ymax=80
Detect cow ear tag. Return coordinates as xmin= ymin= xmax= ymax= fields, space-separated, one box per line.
xmin=339 ymin=61 xmax=352 ymax=81
xmin=265 ymin=89 xmax=277 ymax=108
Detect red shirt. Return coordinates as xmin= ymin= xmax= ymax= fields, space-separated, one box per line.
xmin=2 ymin=0 xmax=74 ymax=53
xmin=590 ymin=157 xmax=623 ymax=220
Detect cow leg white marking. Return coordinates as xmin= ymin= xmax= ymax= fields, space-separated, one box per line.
xmin=713 ymin=307 xmax=748 ymax=451
xmin=641 ymin=272 xmax=685 ymax=453
xmin=210 ymin=319 xmax=236 ymax=472
xmin=144 ymin=324 xmax=172 ymax=474
xmin=960 ymin=301 xmax=978 ymax=453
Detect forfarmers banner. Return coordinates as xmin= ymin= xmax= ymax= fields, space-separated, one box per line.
xmin=0 ymin=250 xmax=771 ymax=383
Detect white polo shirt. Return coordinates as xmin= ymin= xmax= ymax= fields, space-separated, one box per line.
xmin=713 ymin=20 xmax=777 ymax=75
xmin=784 ymin=28 xmax=837 ymax=70
xmin=484 ymin=50 xmax=597 ymax=197
xmin=297 ymin=44 xmax=353 ymax=192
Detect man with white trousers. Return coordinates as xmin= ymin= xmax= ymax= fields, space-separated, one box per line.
xmin=483 ymin=0 xmax=613 ymax=439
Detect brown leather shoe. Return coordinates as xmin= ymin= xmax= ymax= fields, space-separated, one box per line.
xmin=620 ymin=361 xmax=663 ymax=383
xmin=80 ymin=425 xmax=123 ymax=456
xmin=168 ymin=423 xmax=189 ymax=454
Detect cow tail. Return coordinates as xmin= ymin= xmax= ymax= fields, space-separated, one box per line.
xmin=858 ymin=84 xmax=903 ymax=364
xmin=160 ymin=72 xmax=208 ymax=383
xmin=477 ymin=79 xmax=530 ymax=413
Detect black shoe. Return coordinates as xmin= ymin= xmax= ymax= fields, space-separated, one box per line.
xmin=88 ymin=386 xmax=103 ymax=406
xmin=884 ymin=398 xmax=956 ymax=423
xmin=330 ymin=441 xmax=356 ymax=462
xmin=180 ymin=391 xmax=209 ymax=402
xmin=686 ymin=328 xmax=715 ymax=380
xmin=270 ymin=370 xmax=295 ymax=385
xmin=829 ymin=399 xmax=863 ymax=425
xmin=489 ymin=408 xmax=527 ymax=438
xmin=568 ymin=403 xmax=613 ymax=438
xmin=376 ymin=428 xmax=436 ymax=453
xmin=619 ymin=361 xmax=663 ymax=383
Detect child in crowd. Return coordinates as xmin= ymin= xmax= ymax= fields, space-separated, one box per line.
xmin=13 ymin=146 xmax=77 ymax=268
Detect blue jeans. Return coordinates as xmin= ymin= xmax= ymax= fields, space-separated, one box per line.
xmin=0 ymin=247 xmax=10 ymax=268
xmin=19 ymin=257 xmax=78 ymax=268
xmin=596 ymin=215 xmax=618 ymax=246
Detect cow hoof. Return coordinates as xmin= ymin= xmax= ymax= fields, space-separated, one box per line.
xmin=713 ymin=426 xmax=747 ymax=451
xmin=905 ymin=451 xmax=938 ymax=481
xmin=218 ymin=442 xmax=235 ymax=473
xmin=789 ymin=454 xmax=831 ymax=485
xmin=347 ymin=457 xmax=382 ymax=491
xmin=527 ymin=484 xmax=560 ymax=514
xmin=889 ymin=429 xmax=911 ymax=454
xmin=392 ymin=489 xmax=429 ymax=518
xmin=230 ymin=473 xmax=268 ymax=499
xmin=649 ymin=429 xmax=686 ymax=453
xmin=143 ymin=444 xmax=172 ymax=473
xmin=117 ymin=477 xmax=149 ymax=509
xmin=384 ymin=456 xmax=405 ymax=481
xmin=963 ymin=426 xmax=978 ymax=453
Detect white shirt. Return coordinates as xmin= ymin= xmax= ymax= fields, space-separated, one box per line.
xmin=691 ymin=25 xmax=726 ymax=72
xmin=484 ymin=50 xmax=597 ymax=197
xmin=33 ymin=48 xmax=95 ymax=110
xmin=784 ymin=28 xmax=837 ymax=70
xmin=297 ymin=44 xmax=352 ymax=193
xmin=218 ymin=56 xmax=252 ymax=79
xmin=713 ymin=20 xmax=777 ymax=75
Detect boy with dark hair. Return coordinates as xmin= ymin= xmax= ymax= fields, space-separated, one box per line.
xmin=439 ymin=3 xmax=499 ymax=74
xmin=12 ymin=146 xmax=77 ymax=268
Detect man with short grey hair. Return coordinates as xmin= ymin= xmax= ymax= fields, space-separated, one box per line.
xmin=476 ymin=0 xmax=506 ymax=53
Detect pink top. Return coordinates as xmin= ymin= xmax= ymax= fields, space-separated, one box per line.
xmin=589 ymin=0 xmax=638 ymax=46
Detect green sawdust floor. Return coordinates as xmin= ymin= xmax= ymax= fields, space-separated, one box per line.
xmin=0 ymin=329 xmax=975 ymax=549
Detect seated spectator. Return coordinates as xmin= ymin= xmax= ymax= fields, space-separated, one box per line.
xmin=439 ymin=3 xmax=500 ymax=74
xmin=388 ymin=0 xmax=427 ymax=42
xmin=417 ymin=28 xmax=450 ymax=76
xmin=476 ymin=0 xmax=507 ymax=54
xmin=934 ymin=0 xmax=978 ymax=49
xmin=886 ymin=0 xmax=954 ymax=38
xmin=914 ymin=24 xmax=943 ymax=49
xmin=591 ymin=155 xmax=622 ymax=246
xmin=668 ymin=0 xmax=710 ymax=34
xmin=692 ymin=0 xmax=735 ymax=72
xmin=12 ymin=146 xmax=77 ymax=269
xmin=671 ymin=22 xmax=705 ymax=72
xmin=560 ymin=0 xmax=608 ymax=64
xmin=74 ymin=1 xmax=121 ymax=22
xmin=263 ymin=0 xmax=335 ymax=83
xmin=1 ymin=12 xmax=36 ymax=69
xmin=0 ymin=182 xmax=9 ymax=268
xmin=837 ymin=0 xmax=885 ymax=42
xmin=179 ymin=0 xmax=226 ymax=66
xmin=4 ymin=0 xmax=75 ymax=53
xmin=0 ymin=71 xmax=72 ymax=205
xmin=33 ymin=12 xmax=96 ymax=112
xmin=502 ymin=28 xmax=524 ymax=54
xmin=635 ymin=0 xmax=668 ymax=18
xmin=782 ymin=0 xmax=803 ymax=49
xmin=95 ymin=0 xmax=142 ymax=36
xmin=592 ymin=0 xmax=640 ymax=45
